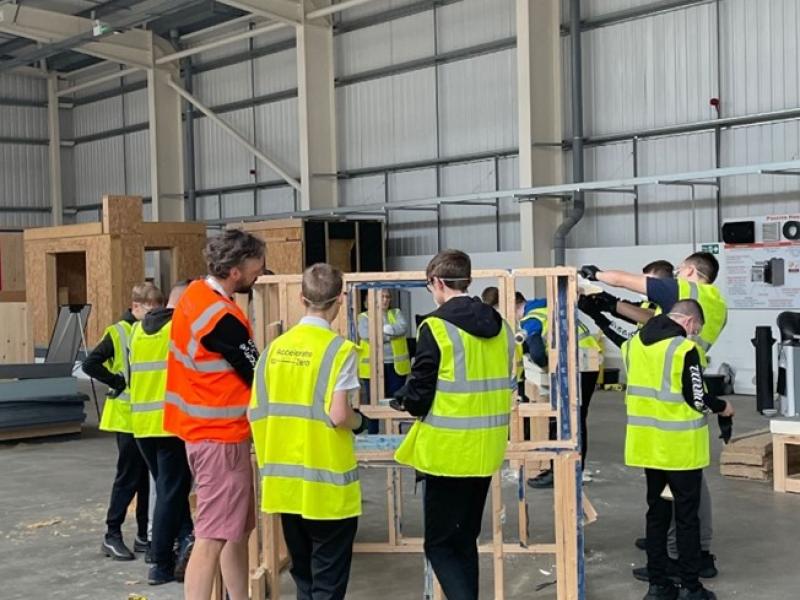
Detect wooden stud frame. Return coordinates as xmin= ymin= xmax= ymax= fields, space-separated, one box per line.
xmin=248 ymin=268 xmax=589 ymax=600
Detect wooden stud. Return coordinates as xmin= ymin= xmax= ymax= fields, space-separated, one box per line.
xmin=773 ymin=434 xmax=788 ymax=492
xmin=491 ymin=473 xmax=505 ymax=600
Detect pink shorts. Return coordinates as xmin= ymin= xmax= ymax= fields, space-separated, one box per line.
xmin=186 ymin=440 xmax=255 ymax=541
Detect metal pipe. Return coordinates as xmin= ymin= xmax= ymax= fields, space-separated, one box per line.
xmin=165 ymin=79 xmax=301 ymax=191
xmin=155 ymin=22 xmax=289 ymax=65
xmin=553 ymin=0 xmax=584 ymax=266
xmin=177 ymin=33 xmax=197 ymax=221
xmin=57 ymin=67 xmax=141 ymax=97
xmin=306 ymin=0 xmax=381 ymax=20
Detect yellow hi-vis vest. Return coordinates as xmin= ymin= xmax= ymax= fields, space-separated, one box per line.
xmin=99 ymin=320 xmax=133 ymax=433
xmin=129 ymin=321 xmax=171 ymax=438
xmin=677 ymin=280 xmax=727 ymax=365
xmin=515 ymin=342 xmax=524 ymax=383
xmin=394 ymin=317 xmax=516 ymax=477
xmin=521 ymin=306 xmax=600 ymax=354
xmin=357 ymin=309 xmax=411 ymax=378
xmin=622 ymin=334 xmax=709 ymax=470
xmin=249 ymin=324 xmax=360 ymax=520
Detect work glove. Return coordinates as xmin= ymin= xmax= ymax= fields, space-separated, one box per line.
xmin=106 ymin=375 xmax=127 ymax=398
xmin=383 ymin=324 xmax=394 ymax=336
xmin=718 ymin=415 xmax=733 ymax=444
xmin=352 ymin=409 xmax=370 ymax=435
xmin=577 ymin=294 xmax=602 ymax=318
xmin=389 ymin=397 xmax=405 ymax=412
xmin=579 ymin=265 xmax=601 ymax=281
xmin=593 ymin=291 xmax=620 ymax=314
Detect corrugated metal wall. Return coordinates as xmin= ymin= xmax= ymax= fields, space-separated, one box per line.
xmin=12 ymin=0 xmax=795 ymax=250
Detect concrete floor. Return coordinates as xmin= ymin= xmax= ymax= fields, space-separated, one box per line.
xmin=1 ymin=388 xmax=799 ymax=600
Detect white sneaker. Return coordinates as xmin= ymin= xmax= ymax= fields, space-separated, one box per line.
xmin=582 ymin=471 xmax=593 ymax=484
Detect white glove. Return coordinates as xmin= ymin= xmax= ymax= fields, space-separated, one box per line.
xmin=383 ymin=325 xmax=394 ymax=336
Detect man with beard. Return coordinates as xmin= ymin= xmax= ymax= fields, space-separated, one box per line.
xmin=163 ymin=229 xmax=265 ymax=600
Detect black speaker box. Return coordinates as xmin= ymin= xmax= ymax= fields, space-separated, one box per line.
xmin=722 ymin=220 xmax=755 ymax=244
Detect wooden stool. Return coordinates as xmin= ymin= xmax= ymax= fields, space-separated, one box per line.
xmin=771 ymin=417 xmax=800 ymax=493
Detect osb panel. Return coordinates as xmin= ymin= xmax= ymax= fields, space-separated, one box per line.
xmin=103 ymin=196 xmax=143 ymax=236
xmin=142 ymin=222 xmax=207 ymax=238
xmin=0 ymin=233 xmax=24 ymax=293
xmin=266 ymin=240 xmax=303 ymax=274
xmin=231 ymin=219 xmax=303 ymax=237
xmin=0 ymin=302 xmax=33 ymax=363
xmin=170 ymin=234 xmax=207 ymax=283
xmin=23 ymin=222 xmax=103 ymax=241
xmin=328 ymin=239 xmax=354 ymax=273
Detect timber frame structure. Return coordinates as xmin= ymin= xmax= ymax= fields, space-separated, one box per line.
xmin=244 ymin=267 xmax=590 ymax=600
xmin=23 ymin=196 xmax=207 ymax=347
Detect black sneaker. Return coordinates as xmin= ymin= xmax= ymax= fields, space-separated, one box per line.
xmin=635 ymin=537 xmax=647 ymax=551
xmin=699 ymin=552 xmax=718 ymax=579
xmin=145 ymin=548 xmax=155 ymax=565
xmin=643 ymin=583 xmax=679 ymax=600
xmin=174 ymin=534 xmax=194 ymax=583
xmin=133 ymin=535 xmax=149 ymax=553
xmin=678 ymin=587 xmax=716 ymax=600
xmin=148 ymin=564 xmax=176 ymax=586
xmin=526 ymin=469 xmax=554 ymax=489
xmin=101 ymin=534 xmax=135 ymax=561
xmin=633 ymin=560 xmax=680 ymax=583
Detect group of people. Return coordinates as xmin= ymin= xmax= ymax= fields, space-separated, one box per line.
xmin=86 ymin=229 xmax=734 ymax=600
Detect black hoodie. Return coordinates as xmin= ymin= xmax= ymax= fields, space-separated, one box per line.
xmin=142 ymin=307 xmax=173 ymax=335
xmin=394 ymin=295 xmax=505 ymax=417
xmin=82 ymin=309 xmax=137 ymax=393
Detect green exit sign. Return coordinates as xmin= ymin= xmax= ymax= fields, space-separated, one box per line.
xmin=701 ymin=243 xmax=719 ymax=254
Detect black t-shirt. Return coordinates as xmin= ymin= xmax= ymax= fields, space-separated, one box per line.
xmin=646 ymin=277 xmax=680 ymax=313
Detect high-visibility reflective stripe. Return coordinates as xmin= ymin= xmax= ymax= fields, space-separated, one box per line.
xmin=260 ymin=463 xmax=359 ymax=486
xmin=130 ymin=360 xmax=167 ymax=373
xmin=436 ymin=377 xmax=516 ymax=393
xmin=627 ymin=415 xmax=707 ymax=431
xmin=696 ymin=337 xmax=711 ymax=352
xmin=504 ymin=322 xmax=515 ymax=379
xmin=117 ymin=391 xmax=130 ymax=402
xmin=686 ymin=282 xmax=698 ymax=301
xmin=131 ymin=401 xmax=164 ymax=413
xmin=190 ymin=301 xmax=227 ymax=336
xmin=250 ymin=336 xmax=343 ymax=427
xmin=166 ymin=391 xmax=247 ymax=419
xmin=187 ymin=338 xmax=198 ymax=360
xmin=113 ymin=323 xmax=130 ymax=382
xmin=393 ymin=354 xmax=409 ymax=363
xmin=424 ymin=413 xmax=510 ymax=430
xmin=439 ymin=320 xmax=515 ymax=392
xmin=170 ymin=342 xmax=234 ymax=374
xmin=626 ymin=385 xmax=685 ymax=403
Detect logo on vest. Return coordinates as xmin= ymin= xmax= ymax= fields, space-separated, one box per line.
xmin=272 ymin=347 xmax=313 ymax=368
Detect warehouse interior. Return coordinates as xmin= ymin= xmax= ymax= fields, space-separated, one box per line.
xmin=1 ymin=0 xmax=800 ymax=599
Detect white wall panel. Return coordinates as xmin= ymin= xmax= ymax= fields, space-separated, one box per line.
xmin=338 ymin=68 xmax=437 ymax=170
xmin=567 ymin=142 xmax=636 ymax=248
xmin=637 ymin=132 xmax=717 ymax=245
xmin=386 ymin=168 xmax=438 ymax=257
xmin=0 ymin=143 xmax=49 ymax=209
xmin=195 ymin=196 xmax=221 ymax=221
xmin=340 ymin=174 xmax=385 ymax=207
xmin=574 ymin=0 xmax=654 ymax=19
xmin=195 ymin=58 xmax=254 ymax=106
xmin=336 ymin=12 xmax=434 ymax=77
xmin=0 ymin=106 xmax=47 ymax=138
xmin=73 ymin=96 xmax=123 ymax=137
xmin=76 ymin=209 xmax=100 ymax=224
xmin=436 ymin=0 xmax=515 ymax=53
xmin=194 ymin=38 xmax=251 ymax=67
xmin=497 ymin=156 xmax=520 ymax=251
xmin=123 ymin=88 xmax=149 ymax=126
xmin=253 ymin=99 xmax=300 ymax=182
xmin=221 ymin=192 xmax=257 ymax=219
xmin=124 ymin=130 xmax=150 ymax=197
xmin=438 ymin=49 xmax=517 ymax=156
xmin=0 ymin=212 xmax=49 ymax=228
xmin=721 ymin=121 xmax=800 ymax=219
xmin=439 ymin=160 xmax=498 ymax=252
xmin=73 ymin=137 xmax=125 ymax=205
xmin=582 ymin=3 xmax=718 ymax=137
xmin=722 ymin=0 xmax=800 ymax=117
xmin=257 ymin=186 xmax=296 ymax=215
xmin=0 ymin=72 xmax=46 ymax=101
xmin=253 ymin=48 xmax=298 ymax=96
xmin=195 ymin=108 xmax=256 ymax=189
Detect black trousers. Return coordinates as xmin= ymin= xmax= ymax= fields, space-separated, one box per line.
xmin=281 ymin=514 xmax=358 ymax=600
xmin=424 ymin=475 xmax=492 ymax=600
xmin=645 ymin=468 xmax=703 ymax=591
xmin=136 ymin=436 xmax=194 ymax=568
xmin=106 ymin=432 xmax=150 ymax=538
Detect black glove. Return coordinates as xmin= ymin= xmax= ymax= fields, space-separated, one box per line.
xmin=594 ymin=291 xmax=620 ymax=314
xmin=717 ymin=415 xmax=733 ymax=444
xmin=578 ymin=294 xmax=602 ymax=318
xmin=352 ymin=409 xmax=370 ymax=435
xmin=579 ymin=265 xmax=601 ymax=281
xmin=389 ymin=397 xmax=405 ymax=412
xmin=106 ymin=376 xmax=127 ymax=398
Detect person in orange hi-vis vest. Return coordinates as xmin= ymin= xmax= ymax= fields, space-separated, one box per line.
xmin=164 ymin=229 xmax=265 ymax=600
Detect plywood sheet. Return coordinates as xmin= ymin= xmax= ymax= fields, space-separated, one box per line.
xmin=266 ymin=240 xmax=303 ymax=274
xmin=327 ymin=239 xmax=354 ymax=273
xmin=0 ymin=233 xmax=25 ymax=293
xmin=0 ymin=302 xmax=33 ymax=363
xmin=102 ymin=195 xmax=143 ymax=235
xmin=23 ymin=223 xmax=103 ymax=241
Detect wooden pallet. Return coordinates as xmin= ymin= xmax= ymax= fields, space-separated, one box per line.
xmin=773 ymin=433 xmax=800 ymax=494
xmin=720 ymin=430 xmax=772 ymax=481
